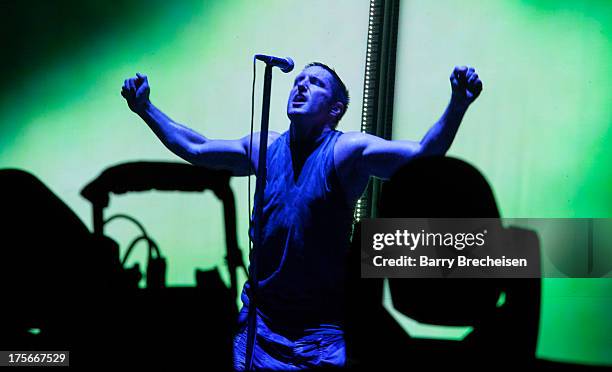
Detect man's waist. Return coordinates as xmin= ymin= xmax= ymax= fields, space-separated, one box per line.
xmin=240 ymin=282 xmax=345 ymax=329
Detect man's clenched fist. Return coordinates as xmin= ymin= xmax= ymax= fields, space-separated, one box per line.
xmin=121 ymin=73 xmax=150 ymax=113
xmin=450 ymin=66 xmax=482 ymax=106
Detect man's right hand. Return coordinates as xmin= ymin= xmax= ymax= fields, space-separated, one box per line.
xmin=121 ymin=73 xmax=150 ymax=114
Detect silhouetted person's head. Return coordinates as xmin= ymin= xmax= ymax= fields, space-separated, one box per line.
xmin=287 ymin=62 xmax=349 ymax=131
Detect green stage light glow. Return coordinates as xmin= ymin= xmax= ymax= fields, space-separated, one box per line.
xmin=392 ymin=0 xmax=612 ymax=365
xmin=1 ymin=0 xmax=610 ymax=366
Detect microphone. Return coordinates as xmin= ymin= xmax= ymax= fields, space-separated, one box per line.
xmin=255 ymin=54 xmax=294 ymax=73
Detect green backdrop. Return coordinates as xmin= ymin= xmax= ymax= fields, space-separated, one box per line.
xmin=392 ymin=0 xmax=611 ymax=365
xmin=0 ymin=0 xmax=367 ymax=287
xmin=0 ymin=0 xmax=610 ymax=366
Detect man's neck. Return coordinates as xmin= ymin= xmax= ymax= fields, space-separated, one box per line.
xmin=288 ymin=121 xmax=332 ymax=178
xmin=289 ymin=121 xmax=333 ymax=149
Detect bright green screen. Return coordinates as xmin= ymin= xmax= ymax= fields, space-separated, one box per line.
xmin=0 ymin=0 xmax=367 ymax=289
xmin=392 ymin=0 xmax=611 ymax=365
xmin=1 ymin=0 xmax=610 ymax=366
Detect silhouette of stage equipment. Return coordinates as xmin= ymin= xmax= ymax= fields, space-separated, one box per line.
xmin=80 ymin=161 xmax=246 ymax=369
xmin=0 ymin=169 xmax=94 ymax=353
xmin=345 ymin=157 xmax=542 ymax=370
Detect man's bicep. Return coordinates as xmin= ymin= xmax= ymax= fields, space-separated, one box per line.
xmin=188 ymin=131 xmax=281 ymax=176
xmin=239 ymin=131 xmax=281 ymax=171
xmin=189 ymin=138 xmax=251 ymax=176
xmin=361 ymin=135 xmax=422 ymax=180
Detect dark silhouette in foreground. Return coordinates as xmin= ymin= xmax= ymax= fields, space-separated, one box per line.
xmin=1 ymin=163 xmax=609 ymax=370
xmin=345 ymin=156 xmax=541 ymax=369
xmin=0 ymin=164 xmax=243 ymax=370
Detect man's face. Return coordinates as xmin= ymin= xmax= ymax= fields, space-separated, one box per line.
xmin=287 ymin=66 xmax=336 ymax=125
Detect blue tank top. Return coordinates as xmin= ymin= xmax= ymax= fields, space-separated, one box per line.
xmin=241 ymin=129 xmax=354 ymax=331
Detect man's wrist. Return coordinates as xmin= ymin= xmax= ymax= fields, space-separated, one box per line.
xmin=449 ymin=96 xmax=470 ymax=111
xmin=134 ymin=100 xmax=152 ymax=116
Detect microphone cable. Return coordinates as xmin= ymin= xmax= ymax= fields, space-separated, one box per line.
xmin=248 ymin=57 xmax=256 ymax=258
xmin=244 ymin=56 xmax=257 ymax=371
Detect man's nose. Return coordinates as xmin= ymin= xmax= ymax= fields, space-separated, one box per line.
xmin=297 ymin=83 xmax=307 ymax=93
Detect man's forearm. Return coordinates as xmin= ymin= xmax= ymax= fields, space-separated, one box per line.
xmin=419 ymin=99 xmax=469 ymax=156
xmin=136 ymin=102 xmax=207 ymax=161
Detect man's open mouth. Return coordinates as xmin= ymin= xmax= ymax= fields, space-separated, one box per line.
xmin=293 ymin=94 xmax=307 ymax=106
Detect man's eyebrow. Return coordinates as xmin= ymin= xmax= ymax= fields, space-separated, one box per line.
xmin=311 ymin=76 xmax=324 ymax=85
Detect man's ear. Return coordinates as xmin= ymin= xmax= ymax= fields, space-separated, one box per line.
xmin=330 ymin=102 xmax=345 ymax=120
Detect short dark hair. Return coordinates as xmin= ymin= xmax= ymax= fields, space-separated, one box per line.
xmin=305 ymin=62 xmax=350 ymax=127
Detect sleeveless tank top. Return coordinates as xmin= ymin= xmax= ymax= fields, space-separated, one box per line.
xmin=240 ymin=129 xmax=354 ymax=331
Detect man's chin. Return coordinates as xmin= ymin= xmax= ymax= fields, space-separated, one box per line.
xmin=287 ymin=110 xmax=310 ymax=122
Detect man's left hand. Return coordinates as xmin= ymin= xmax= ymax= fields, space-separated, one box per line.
xmin=450 ymin=65 xmax=482 ymax=107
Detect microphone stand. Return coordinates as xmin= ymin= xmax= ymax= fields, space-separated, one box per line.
xmin=245 ymin=63 xmax=273 ymax=371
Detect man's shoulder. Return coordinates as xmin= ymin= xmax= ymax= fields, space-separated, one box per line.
xmin=334 ymin=131 xmax=373 ymax=161
xmin=240 ymin=131 xmax=283 ymax=149
xmin=334 ymin=131 xmax=373 ymax=204
xmin=266 ymin=131 xmax=284 ymax=147
xmin=335 ymin=131 xmax=368 ymax=151
xmin=334 ymin=131 xmax=370 ymax=173
xmin=269 ymin=131 xmax=283 ymax=141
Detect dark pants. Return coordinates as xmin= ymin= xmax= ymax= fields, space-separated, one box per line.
xmin=233 ymin=307 xmax=346 ymax=371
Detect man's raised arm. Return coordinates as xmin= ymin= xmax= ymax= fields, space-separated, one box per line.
xmin=418 ymin=65 xmax=482 ymax=157
xmin=121 ymin=73 xmax=262 ymax=176
xmin=341 ymin=66 xmax=482 ymax=181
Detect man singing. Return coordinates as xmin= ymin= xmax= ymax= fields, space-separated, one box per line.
xmin=121 ymin=62 xmax=482 ymax=370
